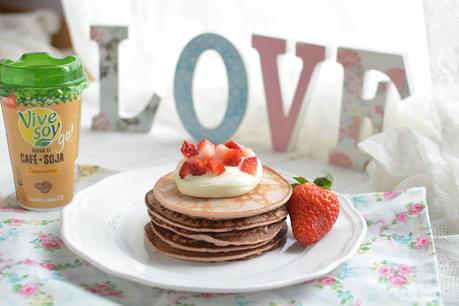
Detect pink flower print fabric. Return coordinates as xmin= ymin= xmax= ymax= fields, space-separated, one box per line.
xmin=0 ymin=168 xmax=443 ymax=306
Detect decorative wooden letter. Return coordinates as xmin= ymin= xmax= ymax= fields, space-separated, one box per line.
xmin=90 ymin=25 xmax=160 ymax=132
xmin=329 ymin=48 xmax=410 ymax=169
xmin=174 ymin=33 xmax=248 ymax=143
xmin=252 ymin=35 xmax=325 ymax=151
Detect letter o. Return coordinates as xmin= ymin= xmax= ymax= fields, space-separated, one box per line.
xmin=174 ymin=33 xmax=248 ymax=143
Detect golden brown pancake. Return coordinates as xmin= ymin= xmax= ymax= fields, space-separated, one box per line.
xmin=144 ymin=222 xmax=287 ymax=262
xmin=150 ymin=216 xmax=285 ymax=246
xmin=145 ymin=193 xmax=288 ymax=232
xmin=152 ymin=166 xmax=292 ymax=219
xmin=150 ymin=222 xmax=276 ymax=253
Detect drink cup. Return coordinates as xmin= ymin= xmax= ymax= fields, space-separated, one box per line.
xmin=0 ymin=53 xmax=88 ymax=210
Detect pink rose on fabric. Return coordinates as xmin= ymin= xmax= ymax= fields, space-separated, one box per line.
xmin=23 ymin=259 xmax=36 ymax=265
xmin=352 ymin=300 xmax=362 ymax=306
xmin=378 ymin=265 xmax=391 ymax=276
xmin=10 ymin=219 xmax=23 ymax=226
xmin=383 ymin=191 xmax=398 ymax=201
xmin=0 ymin=207 xmax=27 ymax=213
xmin=19 ymin=284 xmax=38 ymax=296
xmin=370 ymin=220 xmax=387 ymax=235
xmin=389 ymin=275 xmax=406 ymax=286
xmin=110 ymin=291 xmax=123 ymax=297
xmin=39 ymin=233 xmax=48 ymax=240
xmin=398 ymin=264 xmax=412 ymax=275
xmin=320 ymin=276 xmax=336 ymax=285
xmin=409 ymin=203 xmax=424 ymax=215
xmin=329 ymin=152 xmax=352 ymax=167
xmin=89 ymin=284 xmax=110 ymax=295
xmin=415 ymin=235 xmax=430 ymax=249
xmin=41 ymin=239 xmax=60 ymax=249
xmin=41 ymin=262 xmax=55 ymax=270
xmin=397 ymin=212 xmax=408 ymax=222
xmin=200 ymin=293 xmax=215 ymax=298
xmin=87 ymin=283 xmax=122 ymax=297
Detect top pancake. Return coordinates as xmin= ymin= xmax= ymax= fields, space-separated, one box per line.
xmin=153 ymin=166 xmax=292 ymax=219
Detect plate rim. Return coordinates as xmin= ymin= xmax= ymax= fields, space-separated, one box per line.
xmin=61 ymin=165 xmax=367 ymax=293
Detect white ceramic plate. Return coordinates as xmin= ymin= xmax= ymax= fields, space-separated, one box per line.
xmin=61 ymin=164 xmax=367 ymax=293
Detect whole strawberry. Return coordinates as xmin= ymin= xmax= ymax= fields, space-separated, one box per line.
xmin=287 ymin=173 xmax=339 ymax=245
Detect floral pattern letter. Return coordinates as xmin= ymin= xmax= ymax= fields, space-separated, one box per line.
xmin=329 ymin=48 xmax=410 ymax=170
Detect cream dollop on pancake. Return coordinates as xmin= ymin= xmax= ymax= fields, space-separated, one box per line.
xmin=175 ymin=158 xmax=263 ymax=198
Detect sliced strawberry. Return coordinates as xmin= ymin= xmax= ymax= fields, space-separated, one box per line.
xmin=215 ymin=144 xmax=229 ymax=159
xmin=181 ymin=141 xmax=198 ymax=158
xmin=197 ymin=139 xmax=215 ymax=159
xmin=179 ymin=158 xmax=207 ymax=178
xmin=215 ymin=144 xmax=243 ymax=166
xmin=240 ymin=157 xmax=258 ymax=175
xmin=225 ymin=140 xmax=244 ymax=150
xmin=207 ymin=158 xmax=225 ymax=176
xmin=225 ymin=140 xmax=255 ymax=157
xmin=179 ymin=162 xmax=191 ymax=179
xmin=241 ymin=148 xmax=255 ymax=157
xmin=222 ymin=149 xmax=242 ymax=166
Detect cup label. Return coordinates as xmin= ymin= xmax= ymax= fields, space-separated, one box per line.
xmin=1 ymin=96 xmax=82 ymax=209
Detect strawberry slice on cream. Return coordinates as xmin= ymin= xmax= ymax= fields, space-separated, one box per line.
xmin=175 ymin=139 xmax=263 ymax=198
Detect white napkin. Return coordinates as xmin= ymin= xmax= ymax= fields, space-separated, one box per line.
xmin=359 ymin=99 xmax=459 ymax=304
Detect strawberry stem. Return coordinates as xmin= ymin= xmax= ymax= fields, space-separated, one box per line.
xmin=313 ymin=172 xmax=334 ymax=190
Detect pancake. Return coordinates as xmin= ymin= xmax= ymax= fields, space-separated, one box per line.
xmin=144 ymin=222 xmax=287 ymax=262
xmin=152 ymin=166 xmax=292 ymax=219
xmin=150 ymin=222 xmax=276 ymax=253
xmin=151 ymin=216 xmax=285 ymax=246
xmin=145 ymin=193 xmax=288 ymax=232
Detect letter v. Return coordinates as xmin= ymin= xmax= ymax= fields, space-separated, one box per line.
xmin=252 ymin=35 xmax=325 ymax=151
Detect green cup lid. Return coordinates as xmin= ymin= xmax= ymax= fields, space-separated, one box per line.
xmin=0 ymin=52 xmax=87 ymax=89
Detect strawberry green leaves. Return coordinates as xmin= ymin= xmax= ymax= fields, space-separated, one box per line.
xmin=291 ymin=173 xmax=334 ymax=190
xmin=313 ymin=172 xmax=334 ymax=190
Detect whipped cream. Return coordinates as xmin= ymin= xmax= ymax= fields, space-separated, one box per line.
xmin=175 ymin=159 xmax=263 ymax=198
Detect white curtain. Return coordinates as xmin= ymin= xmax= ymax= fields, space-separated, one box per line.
xmin=61 ymin=0 xmax=431 ymax=157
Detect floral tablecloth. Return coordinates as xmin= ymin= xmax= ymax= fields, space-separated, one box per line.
xmin=0 ymin=166 xmax=443 ymax=306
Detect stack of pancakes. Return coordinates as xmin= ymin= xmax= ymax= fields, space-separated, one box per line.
xmin=144 ymin=166 xmax=292 ymax=262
